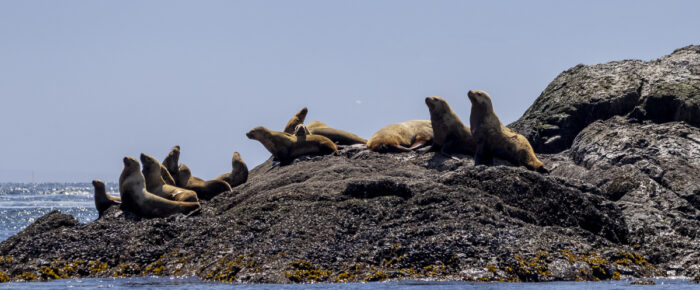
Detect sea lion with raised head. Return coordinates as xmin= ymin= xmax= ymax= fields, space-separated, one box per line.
xmin=366 ymin=120 xmax=434 ymax=152
xmin=284 ymin=107 xmax=308 ymax=134
xmin=175 ymin=163 xmax=232 ymax=200
xmin=140 ymin=153 xmax=199 ymax=202
xmin=467 ymin=90 xmax=548 ymax=173
xmin=247 ymin=126 xmax=338 ymax=165
xmin=119 ymin=157 xmax=200 ymax=218
xmin=92 ymin=179 xmax=121 ymax=217
xmin=425 ymin=96 xmax=477 ymax=155
xmin=214 ymin=152 xmax=249 ymax=188
xmin=162 ymin=145 xmax=181 ymax=183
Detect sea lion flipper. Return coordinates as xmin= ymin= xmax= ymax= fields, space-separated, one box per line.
xmin=185 ymin=206 xmax=202 ymax=217
xmin=437 ymin=144 xmax=458 ymax=160
xmin=389 ymin=144 xmax=413 ymax=152
xmin=416 ymin=144 xmax=433 ymax=153
xmin=408 ymin=140 xmax=430 ymax=151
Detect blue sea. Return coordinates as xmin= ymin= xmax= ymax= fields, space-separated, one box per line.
xmin=0 ymin=183 xmax=697 ymax=289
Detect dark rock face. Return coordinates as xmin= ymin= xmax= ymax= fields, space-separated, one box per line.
xmin=510 ymin=45 xmax=700 ymax=153
xmin=0 ymin=46 xmax=698 ymax=283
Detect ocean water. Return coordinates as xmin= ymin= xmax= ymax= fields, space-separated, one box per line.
xmin=0 ymin=183 xmax=697 ymax=289
xmin=0 ymin=183 xmax=102 ymax=241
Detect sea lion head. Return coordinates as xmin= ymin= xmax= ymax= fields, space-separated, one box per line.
xmin=467 ymin=90 xmax=493 ymax=110
xmin=425 ymin=96 xmax=449 ymax=114
xmin=92 ymin=179 xmax=105 ymax=191
xmin=140 ymin=153 xmax=161 ymax=173
xmin=283 ymin=107 xmax=309 ymax=134
xmin=232 ymin=152 xmax=247 ymax=171
xmin=123 ymin=156 xmax=140 ymax=172
xmin=246 ymin=126 xmax=269 ymax=140
xmin=296 ymin=107 xmax=308 ymax=120
xmin=177 ymin=163 xmax=192 ymax=186
xmin=120 ymin=156 xmax=142 ymax=187
xmin=163 ymin=145 xmax=180 ymax=174
xmin=233 ymin=152 xmax=243 ymax=164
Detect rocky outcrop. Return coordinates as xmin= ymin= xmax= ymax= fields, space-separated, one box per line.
xmin=0 ymin=46 xmax=698 ymax=284
xmin=510 ymin=45 xmax=700 ymax=153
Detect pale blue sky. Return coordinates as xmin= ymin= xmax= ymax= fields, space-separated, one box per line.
xmin=1 ymin=1 xmax=698 ymax=182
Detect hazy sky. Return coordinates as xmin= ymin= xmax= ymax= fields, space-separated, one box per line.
xmin=1 ymin=1 xmax=698 ymax=182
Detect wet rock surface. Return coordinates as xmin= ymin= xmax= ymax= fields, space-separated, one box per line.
xmin=0 ymin=46 xmax=698 ymax=284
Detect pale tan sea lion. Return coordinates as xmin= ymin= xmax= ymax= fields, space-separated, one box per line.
xmin=140 ymin=153 xmax=199 ymax=202
xmin=246 ymin=126 xmax=338 ymax=165
xmin=119 ymin=157 xmax=200 ymax=218
xmin=306 ymin=120 xmax=328 ymax=130
xmin=92 ymin=179 xmax=121 ymax=218
xmin=175 ymin=163 xmax=232 ymax=200
xmin=467 ymin=90 xmax=548 ymax=173
xmin=425 ymin=96 xmax=476 ymax=155
xmin=366 ymin=120 xmax=433 ymax=152
xmin=284 ymin=107 xmax=308 ymax=134
xmin=214 ymin=152 xmax=249 ymax=188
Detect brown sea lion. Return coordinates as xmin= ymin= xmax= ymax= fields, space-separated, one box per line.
xmin=284 ymin=107 xmax=308 ymax=134
xmin=366 ymin=120 xmax=434 ymax=152
xmin=162 ymin=145 xmax=180 ymax=183
xmin=425 ymin=96 xmax=477 ymax=155
xmin=175 ymin=163 xmax=232 ymax=200
xmin=92 ymin=179 xmax=120 ymax=217
xmin=160 ymin=164 xmax=176 ymax=186
xmin=305 ymin=121 xmax=367 ymax=145
xmin=119 ymin=156 xmax=200 ymax=218
xmin=247 ymin=126 xmax=338 ymax=165
xmin=214 ymin=152 xmax=249 ymax=188
xmin=140 ymin=153 xmax=199 ymax=202
xmin=467 ymin=90 xmax=548 ymax=173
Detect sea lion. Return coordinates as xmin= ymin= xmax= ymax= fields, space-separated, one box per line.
xmin=306 ymin=120 xmax=328 ymax=130
xmin=284 ymin=108 xmax=367 ymax=145
xmin=161 ymin=145 xmax=180 ymax=185
xmin=425 ymin=96 xmax=477 ymax=155
xmin=467 ymin=90 xmax=548 ymax=173
xmin=366 ymin=120 xmax=434 ymax=152
xmin=214 ymin=152 xmax=249 ymax=188
xmin=305 ymin=121 xmax=367 ymax=145
xmin=140 ymin=153 xmax=199 ymax=202
xmin=246 ymin=126 xmax=338 ymax=165
xmin=119 ymin=156 xmax=200 ymax=218
xmin=176 ymin=163 xmax=232 ymax=200
xmin=92 ymin=179 xmax=120 ymax=217
xmin=284 ymin=107 xmax=308 ymax=134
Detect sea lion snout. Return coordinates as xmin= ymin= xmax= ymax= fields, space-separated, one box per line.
xmin=467 ymin=90 xmax=476 ymax=101
xmin=425 ymin=97 xmax=436 ymax=108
